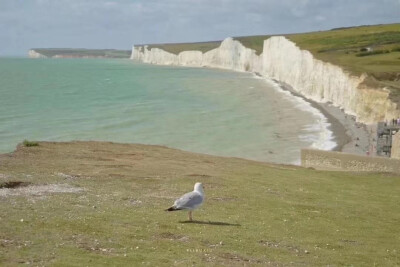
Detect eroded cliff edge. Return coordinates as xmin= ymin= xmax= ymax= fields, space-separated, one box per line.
xmin=131 ymin=37 xmax=400 ymax=124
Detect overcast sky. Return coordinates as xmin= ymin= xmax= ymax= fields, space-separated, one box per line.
xmin=0 ymin=0 xmax=399 ymax=56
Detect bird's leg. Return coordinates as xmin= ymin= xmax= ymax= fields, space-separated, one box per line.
xmin=188 ymin=211 xmax=193 ymax=221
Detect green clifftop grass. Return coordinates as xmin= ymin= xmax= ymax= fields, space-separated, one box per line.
xmin=286 ymin=24 xmax=400 ymax=74
xmin=145 ymin=41 xmax=221 ymax=55
xmin=1 ymin=141 xmax=399 ymax=266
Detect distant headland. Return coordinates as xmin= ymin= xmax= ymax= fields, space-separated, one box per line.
xmin=28 ymin=48 xmax=131 ymax=59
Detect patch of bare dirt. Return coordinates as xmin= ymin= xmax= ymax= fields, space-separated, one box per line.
xmin=0 ymin=181 xmax=32 ymax=189
xmin=0 ymin=173 xmax=10 ymax=179
xmin=157 ymin=232 xmax=189 ymax=242
xmin=70 ymin=234 xmax=119 ymax=256
xmin=55 ymin=172 xmax=81 ymax=179
xmin=0 ymin=183 xmax=84 ymax=197
xmin=259 ymin=240 xmax=310 ymax=255
xmin=219 ymin=252 xmax=266 ymax=265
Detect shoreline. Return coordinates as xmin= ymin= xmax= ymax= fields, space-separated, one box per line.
xmin=272 ymin=79 xmax=372 ymax=156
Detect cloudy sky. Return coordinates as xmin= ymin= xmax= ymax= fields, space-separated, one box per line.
xmin=0 ymin=0 xmax=399 ymax=56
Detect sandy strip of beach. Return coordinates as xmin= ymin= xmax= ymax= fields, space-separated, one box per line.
xmin=317 ymin=102 xmax=374 ymax=155
xmin=277 ymin=81 xmax=373 ymax=156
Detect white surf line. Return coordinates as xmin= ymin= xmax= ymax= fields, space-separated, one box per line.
xmin=252 ymin=73 xmax=336 ymax=152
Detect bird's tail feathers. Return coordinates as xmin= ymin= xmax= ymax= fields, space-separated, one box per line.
xmin=165 ymin=206 xmax=181 ymax=211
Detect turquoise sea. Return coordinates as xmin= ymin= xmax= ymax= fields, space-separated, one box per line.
xmin=0 ymin=58 xmax=334 ymax=163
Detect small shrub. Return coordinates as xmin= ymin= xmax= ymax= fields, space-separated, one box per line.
xmin=392 ymin=47 xmax=400 ymax=52
xmin=23 ymin=140 xmax=39 ymax=147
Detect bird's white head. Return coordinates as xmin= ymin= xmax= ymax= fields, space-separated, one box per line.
xmin=194 ymin=182 xmax=204 ymax=194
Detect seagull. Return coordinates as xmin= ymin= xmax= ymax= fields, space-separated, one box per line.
xmin=165 ymin=182 xmax=205 ymax=221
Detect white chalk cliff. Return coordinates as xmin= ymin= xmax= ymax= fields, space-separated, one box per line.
xmin=28 ymin=50 xmax=47 ymax=58
xmin=131 ymin=37 xmax=400 ymax=124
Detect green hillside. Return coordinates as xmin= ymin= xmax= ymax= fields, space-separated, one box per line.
xmin=1 ymin=141 xmax=399 ymax=266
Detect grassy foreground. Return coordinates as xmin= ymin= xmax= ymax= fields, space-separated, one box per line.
xmin=0 ymin=141 xmax=399 ymax=266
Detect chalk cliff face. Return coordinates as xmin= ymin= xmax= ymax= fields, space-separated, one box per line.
xmin=131 ymin=37 xmax=400 ymax=123
xmin=261 ymin=37 xmax=400 ymax=123
xmin=201 ymin=38 xmax=262 ymax=73
xmin=131 ymin=38 xmax=262 ymax=72
xmin=178 ymin=51 xmax=203 ymax=67
xmin=28 ymin=50 xmax=47 ymax=58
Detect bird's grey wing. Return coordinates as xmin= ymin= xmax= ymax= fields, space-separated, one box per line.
xmin=174 ymin=191 xmax=203 ymax=209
